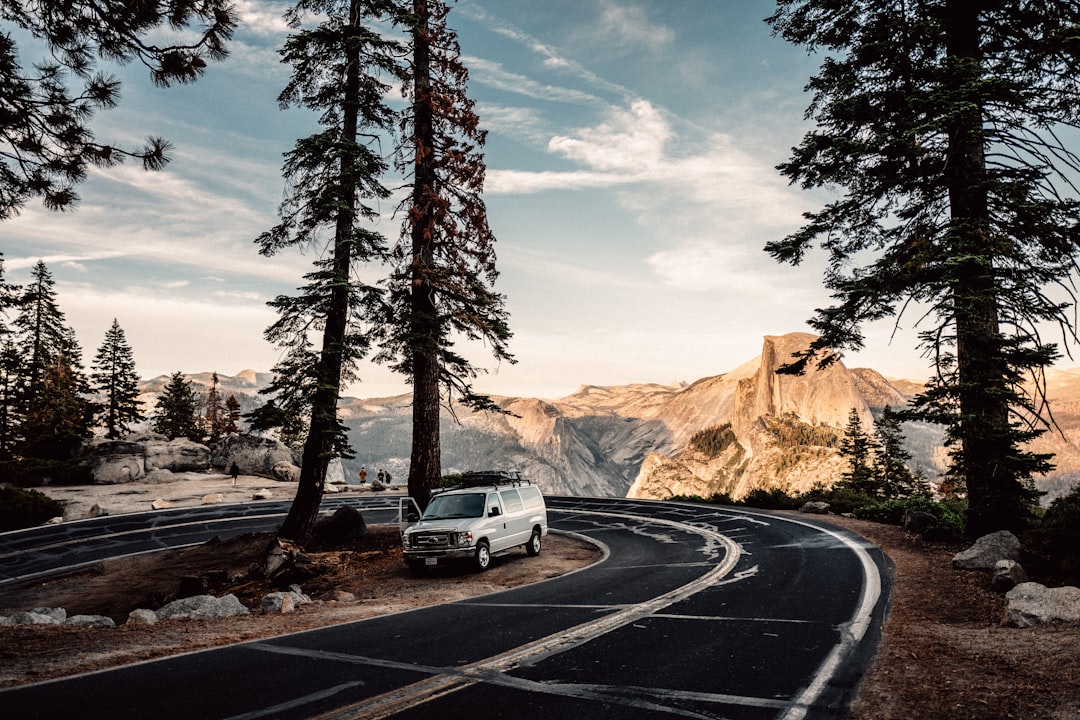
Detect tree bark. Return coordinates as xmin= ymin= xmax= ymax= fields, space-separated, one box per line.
xmin=406 ymin=0 xmax=443 ymax=511
xmin=278 ymin=0 xmax=363 ymax=543
xmin=944 ymin=0 xmax=1018 ymax=536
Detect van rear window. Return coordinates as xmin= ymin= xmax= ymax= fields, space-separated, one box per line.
xmin=501 ymin=489 xmax=523 ymax=513
xmin=519 ymin=486 xmax=543 ymax=509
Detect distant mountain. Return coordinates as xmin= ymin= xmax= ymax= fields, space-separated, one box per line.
xmin=139 ymin=335 xmax=1080 ymax=503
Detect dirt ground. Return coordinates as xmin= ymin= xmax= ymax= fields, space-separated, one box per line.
xmin=1 ymin=501 xmax=1078 ymax=719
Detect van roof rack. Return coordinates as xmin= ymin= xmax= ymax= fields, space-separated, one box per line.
xmin=459 ymin=470 xmax=523 ymax=488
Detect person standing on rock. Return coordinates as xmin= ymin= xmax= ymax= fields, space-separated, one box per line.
xmin=230 ymin=462 xmax=240 ymax=485
xmin=377 ymin=469 xmax=385 ymax=485
xmin=359 ymin=466 xmax=367 ymax=484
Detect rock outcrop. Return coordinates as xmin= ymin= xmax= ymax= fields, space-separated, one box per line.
xmin=210 ymin=434 xmax=299 ymax=482
xmin=81 ymin=434 xmax=210 ymax=483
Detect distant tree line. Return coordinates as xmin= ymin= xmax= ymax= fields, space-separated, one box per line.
xmin=0 ymin=257 xmax=241 ymax=475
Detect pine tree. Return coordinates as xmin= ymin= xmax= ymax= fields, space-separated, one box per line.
xmin=837 ymin=408 xmax=878 ymax=497
xmin=91 ymin=319 xmax=143 ymax=439
xmin=0 ymin=340 xmax=25 ymax=459
xmin=152 ymin=372 xmax=202 ymax=441
xmin=223 ymin=395 xmax=242 ymax=435
xmin=255 ymin=0 xmax=402 ymax=542
xmin=22 ymin=351 xmax=91 ymax=459
xmin=14 ymin=261 xmax=69 ymax=395
xmin=0 ymin=1 xmax=234 ymax=218
xmin=766 ymin=1 xmax=1080 ymax=535
xmin=871 ymin=406 xmax=920 ymax=499
xmin=201 ymin=372 xmax=228 ymax=442
xmin=380 ymin=0 xmax=514 ymax=509
xmin=0 ymin=255 xmax=21 ymax=457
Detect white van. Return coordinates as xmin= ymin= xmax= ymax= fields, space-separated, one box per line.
xmin=401 ymin=473 xmax=548 ymax=573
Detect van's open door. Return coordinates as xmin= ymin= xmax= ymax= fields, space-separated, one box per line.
xmin=397 ymin=496 xmax=422 ymax=538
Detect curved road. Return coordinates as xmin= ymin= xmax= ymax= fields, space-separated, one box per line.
xmin=0 ymin=497 xmax=891 ymax=720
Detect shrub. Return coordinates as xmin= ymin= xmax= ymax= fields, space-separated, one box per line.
xmin=852 ymin=496 xmax=965 ymax=533
xmin=0 ymin=459 xmax=93 ymax=487
xmin=740 ymin=486 xmax=802 ymax=510
xmin=798 ymin=485 xmax=877 ymax=515
xmin=1026 ymin=484 xmax=1080 ymax=584
xmin=0 ymin=486 xmax=64 ymax=532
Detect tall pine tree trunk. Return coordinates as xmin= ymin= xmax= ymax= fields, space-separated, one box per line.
xmin=278 ymin=0 xmax=363 ymax=543
xmin=406 ymin=0 xmax=443 ymax=511
xmin=944 ymin=1 xmax=1021 ymax=536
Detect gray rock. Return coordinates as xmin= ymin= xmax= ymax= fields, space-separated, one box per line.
xmin=201 ymin=493 xmax=224 ymax=505
xmin=260 ymin=592 xmax=295 ymax=614
xmin=799 ymin=501 xmax=831 ymax=514
xmin=126 ymin=608 xmax=158 ymax=625
xmin=287 ymin=585 xmax=311 ymax=605
xmin=952 ymin=531 xmax=1022 ymax=570
xmin=272 ymin=461 xmax=301 ymax=483
xmin=1003 ymin=582 xmax=1080 ymax=627
xmin=145 ymin=438 xmax=210 ymax=473
xmin=10 ymin=611 xmax=61 ymax=625
xmin=66 ymin=614 xmax=116 ymax=628
xmin=991 ymin=559 xmax=1029 ymax=592
xmin=252 ymin=488 xmax=273 ymax=500
xmin=81 ymin=439 xmax=147 ymax=484
xmin=209 ymin=434 xmax=299 ymax=478
xmin=31 ymin=607 xmax=66 ymax=622
xmin=155 ymin=594 xmax=250 ymax=620
xmin=84 ymin=503 xmax=110 ymax=519
xmin=0 ymin=615 xmax=12 ymax=626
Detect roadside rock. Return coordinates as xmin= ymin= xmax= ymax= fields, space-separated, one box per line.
xmin=800 ymin=501 xmax=831 ymax=514
xmin=272 ymin=461 xmax=301 ymax=483
xmin=155 ymin=594 xmax=250 ymax=621
xmin=991 ymin=559 xmax=1029 ymax=592
xmin=1003 ymin=582 xmax=1080 ymax=627
xmin=902 ymin=510 xmax=937 ymax=535
xmin=145 ymin=438 xmax=210 ymax=473
xmin=126 ymin=609 xmax=158 ymax=625
xmin=952 ymin=531 xmax=1022 ymax=570
xmin=252 ymin=488 xmax=273 ymax=500
xmin=66 ymin=615 xmax=116 ymax=628
xmin=201 ymin=493 xmax=224 ymax=505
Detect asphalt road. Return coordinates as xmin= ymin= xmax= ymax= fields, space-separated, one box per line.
xmin=0 ymin=497 xmax=891 ymax=720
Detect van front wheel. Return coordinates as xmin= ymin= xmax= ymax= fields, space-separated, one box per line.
xmin=526 ymin=528 xmax=542 ymax=556
xmin=474 ymin=541 xmax=491 ymax=571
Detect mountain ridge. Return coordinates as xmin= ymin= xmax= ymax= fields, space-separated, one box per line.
xmin=142 ymin=333 xmax=1079 ymax=503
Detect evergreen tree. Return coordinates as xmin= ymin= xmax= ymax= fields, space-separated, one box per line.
xmin=0 ymin=340 xmax=25 ymax=458
xmin=91 ymin=319 xmax=143 ymax=439
xmin=837 ymin=408 xmax=878 ymax=496
xmin=380 ymin=0 xmax=513 ymax=509
xmin=223 ymin=395 xmax=242 ymax=435
xmin=255 ymin=0 xmax=402 ymax=542
xmin=766 ymin=2 xmax=1080 ymax=535
xmin=247 ymin=341 xmax=319 ymax=449
xmin=152 ymin=372 xmax=202 ymax=441
xmin=0 ymin=0 xmax=234 ymax=218
xmin=22 ymin=350 xmax=90 ymax=459
xmin=201 ymin=372 xmax=228 ymax=442
xmin=0 ymin=255 xmax=21 ymax=457
xmin=14 ymin=261 xmax=69 ymax=394
xmin=871 ymin=406 xmax=921 ymax=499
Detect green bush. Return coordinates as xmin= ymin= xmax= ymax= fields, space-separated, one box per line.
xmin=740 ymin=486 xmax=802 ymax=510
xmin=798 ymin=484 xmax=877 ymax=515
xmin=852 ymin=496 xmax=965 ymax=533
xmin=0 ymin=486 xmax=64 ymax=532
xmin=0 ymin=459 xmax=94 ymax=487
xmin=1026 ymin=485 xmax=1080 ymax=583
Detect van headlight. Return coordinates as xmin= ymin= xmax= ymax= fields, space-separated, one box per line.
xmin=455 ymin=531 xmax=473 ymax=546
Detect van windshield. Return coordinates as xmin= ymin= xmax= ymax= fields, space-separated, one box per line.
xmin=423 ymin=493 xmax=485 ymax=520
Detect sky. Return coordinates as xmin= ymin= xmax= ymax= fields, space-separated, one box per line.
xmin=3 ymin=0 xmax=973 ymax=400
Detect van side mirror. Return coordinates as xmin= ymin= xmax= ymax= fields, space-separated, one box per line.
xmin=488 ymin=507 xmax=501 ymax=517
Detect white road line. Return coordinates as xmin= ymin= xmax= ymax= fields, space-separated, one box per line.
xmin=306 ymin=510 xmax=743 ymax=720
